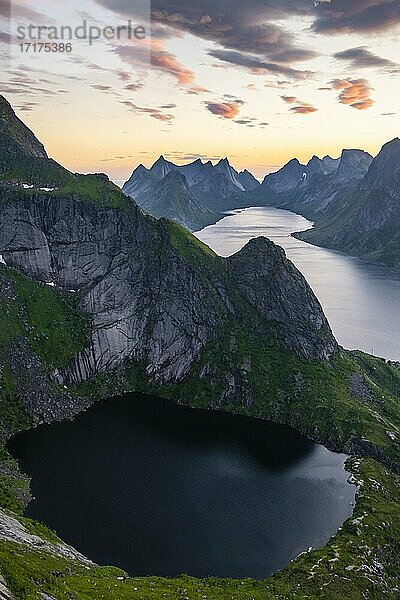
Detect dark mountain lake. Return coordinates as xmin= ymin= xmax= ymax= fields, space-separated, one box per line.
xmin=9 ymin=393 xmax=355 ymax=579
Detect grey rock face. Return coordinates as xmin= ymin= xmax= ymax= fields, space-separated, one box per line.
xmin=0 ymin=508 xmax=93 ymax=565
xmin=262 ymin=158 xmax=305 ymax=193
xmin=0 ymin=193 xmax=230 ymax=384
xmin=237 ymin=169 xmax=260 ymax=191
xmin=334 ymin=149 xmax=373 ymax=184
xmin=228 ymin=237 xmax=336 ymax=360
xmin=297 ymin=138 xmax=400 ymax=270
xmin=0 ymin=190 xmax=336 ymax=386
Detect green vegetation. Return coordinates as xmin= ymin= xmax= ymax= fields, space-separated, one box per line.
xmin=0 ymin=265 xmax=90 ymax=514
xmin=0 ymin=159 xmax=71 ymax=190
xmin=57 ymin=172 xmax=136 ymax=212
xmin=0 ymin=265 xmax=89 ymax=370
xmin=0 ymin=169 xmax=138 ymax=213
xmin=165 ymin=219 xmax=218 ymax=262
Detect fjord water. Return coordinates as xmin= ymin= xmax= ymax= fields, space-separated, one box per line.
xmin=196 ymin=206 xmax=400 ymax=362
xmin=10 ymin=394 xmax=354 ymax=578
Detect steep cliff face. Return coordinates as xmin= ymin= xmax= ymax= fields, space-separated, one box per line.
xmin=228 ymin=237 xmax=334 ymax=360
xmin=0 ymin=188 xmax=335 ymax=386
xmin=0 ymin=97 xmax=47 ymax=162
xmin=298 ymin=139 xmax=400 ymax=270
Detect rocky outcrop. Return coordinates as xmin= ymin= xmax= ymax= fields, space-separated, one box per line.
xmin=0 ymin=96 xmax=47 ymax=162
xmin=228 ymin=237 xmax=336 ymax=360
xmin=334 ymin=149 xmax=372 ymax=184
xmin=237 ymin=169 xmax=260 ymax=191
xmin=0 ymin=508 xmax=93 ymax=565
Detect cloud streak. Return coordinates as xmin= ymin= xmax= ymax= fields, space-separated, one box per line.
xmin=290 ymin=104 xmax=317 ymax=114
xmin=121 ymin=99 xmax=175 ymax=121
xmin=333 ymin=46 xmax=399 ymax=70
xmin=208 ymin=49 xmax=312 ymax=80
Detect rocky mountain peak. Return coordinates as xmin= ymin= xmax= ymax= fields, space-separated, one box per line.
xmin=0 ymin=94 xmax=48 ymax=164
xmin=335 ymin=149 xmax=373 ymax=184
xmin=360 ymin=138 xmax=400 ymax=192
xmin=262 ymin=157 xmax=305 ymax=192
xmin=237 ymin=168 xmax=260 ymax=191
xmin=150 ymin=155 xmax=173 ymax=179
xmin=306 ymin=155 xmax=326 ymax=176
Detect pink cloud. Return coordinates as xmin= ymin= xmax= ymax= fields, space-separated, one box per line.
xmin=330 ymin=78 xmax=374 ymax=110
xmin=205 ymin=101 xmax=241 ymax=119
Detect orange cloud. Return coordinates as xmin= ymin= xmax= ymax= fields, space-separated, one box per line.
xmin=330 ymin=78 xmax=374 ymax=110
xmin=115 ymin=39 xmax=195 ymax=87
xmin=290 ymin=104 xmax=318 ymax=114
xmin=281 ymin=95 xmax=297 ymax=103
xmin=121 ymin=100 xmax=174 ymax=122
xmin=186 ymin=85 xmax=210 ymax=95
xmin=205 ymin=101 xmax=241 ymax=119
xmin=151 ymin=40 xmax=195 ymax=85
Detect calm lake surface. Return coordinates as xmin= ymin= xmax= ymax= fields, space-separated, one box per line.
xmin=196 ymin=206 xmax=400 ymax=362
xmin=10 ymin=394 xmax=354 ymax=578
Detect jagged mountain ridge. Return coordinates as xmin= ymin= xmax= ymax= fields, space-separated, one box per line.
xmin=260 ymin=140 xmax=400 ymax=269
xmin=262 ymin=149 xmax=372 ymax=204
xmin=123 ymin=168 xmax=217 ymax=230
xmin=123 ymin=154 xmax=260 ymax=229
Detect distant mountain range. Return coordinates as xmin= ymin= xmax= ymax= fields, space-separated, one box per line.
xmin=123 ymin=139 xmax=400 ymax=270
xmin=261 ymin=149 xmax=373 ymax=217
xmin=261 ymin=140 xmax=400 ymax=271
xmin=123 ymin=155 xmax=260 ymax=230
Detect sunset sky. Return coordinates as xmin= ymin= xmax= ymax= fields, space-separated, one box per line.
xmin=1 ymin=0 xmax=399 ymax=181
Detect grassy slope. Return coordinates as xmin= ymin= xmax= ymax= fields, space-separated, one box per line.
xmin=0 ymin=200 xmax=398 ymax=598
xmin=0 ymin=264 xmax=89 ymax=514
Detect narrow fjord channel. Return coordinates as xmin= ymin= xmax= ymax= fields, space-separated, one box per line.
xmin=196 ymin=206 xmax=400 ymax=361
xmin=12 ymin=204 xmax=400 ymax=580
